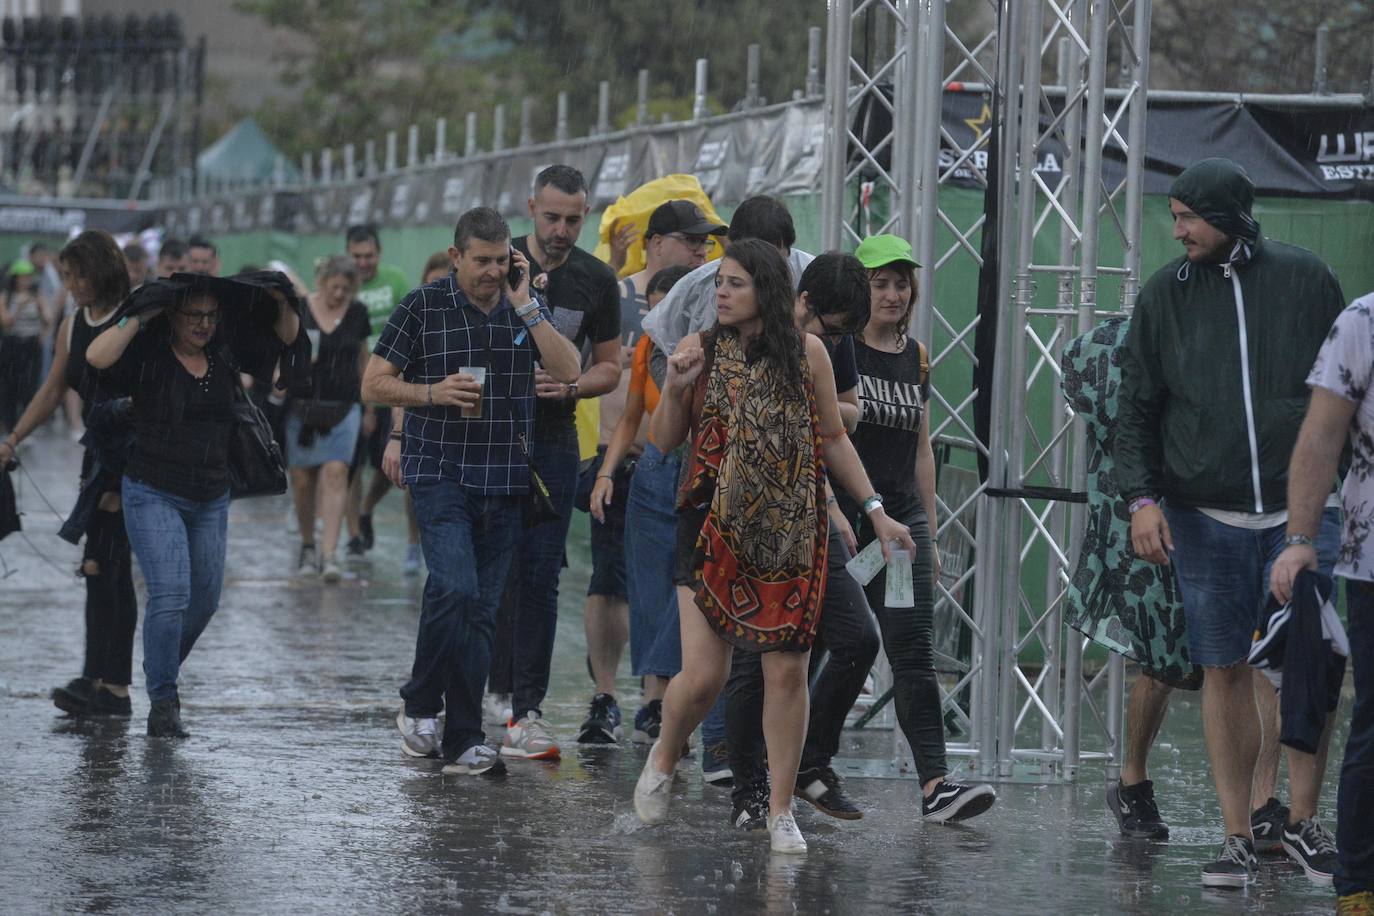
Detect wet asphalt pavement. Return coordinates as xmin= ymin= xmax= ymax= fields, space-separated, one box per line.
xmin=0 ymin=427 xmax=1352 ymax=914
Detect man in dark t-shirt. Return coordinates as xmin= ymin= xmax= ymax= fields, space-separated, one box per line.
xmin=487 ymin=165 xmax=622 ymax=762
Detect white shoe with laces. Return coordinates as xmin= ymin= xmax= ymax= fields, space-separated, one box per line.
xmin=396 ymin=707 xmax=439 ymax=758
xmin=501 ymin=712 xmax=561 ymax=760
xmin=634 ymin=741 xmax=674 ymax=825
xmin=482 ymin=693 xmax=512 ymax=726
xmin=768 ymin=811 xmax=808 ymax=853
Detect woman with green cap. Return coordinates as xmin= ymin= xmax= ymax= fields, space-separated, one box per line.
xmin=847 ymin=233 xmax=997 ymax=823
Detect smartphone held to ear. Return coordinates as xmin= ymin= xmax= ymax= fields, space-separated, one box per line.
xmin=507 ymin=247 xmax=524 ymax=289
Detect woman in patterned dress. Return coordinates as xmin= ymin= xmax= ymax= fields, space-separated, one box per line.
xmin=632 ymin=239 xmax=915 ymax=853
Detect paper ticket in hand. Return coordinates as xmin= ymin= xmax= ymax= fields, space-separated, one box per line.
xmin=885 ymin=548 xmax=915 ymax=608
xmin=845 ymin=538 xmax=886 ymax=586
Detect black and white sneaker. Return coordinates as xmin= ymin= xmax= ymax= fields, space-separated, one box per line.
xmin=1250 ymin=797 xmax=1290 ymax=853
xmin=795 ymin=765 xmax=863 ymax=820
xmin=576 ymin=693 xmax=623 ymax=744
xmin=732 ymin=790 xmax=769 ymax=832
xmin=922 ymin=780 xmax=996 ymax=823
xmin=1282 ymin=817 xmax=1338 ymax=886
xmin=633 ymin=700 xmax=662 ymax=744
xmin=1106 ymin=779 xmax=1169 ymax=840
xmin=1200 ymin=834 xmax=1257 ymax=889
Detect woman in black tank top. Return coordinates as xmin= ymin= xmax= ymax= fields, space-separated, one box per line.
xmin=847 ymin=234 xmax=998 ymax=823
xmin=0 ymin=231 xmax=136 ymax=719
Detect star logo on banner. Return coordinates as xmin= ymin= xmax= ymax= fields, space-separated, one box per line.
xmin=964 ymin=103 xmax=992 ymax=141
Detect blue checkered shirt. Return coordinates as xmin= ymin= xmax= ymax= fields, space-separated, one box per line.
xmin=373 ymin=275 xmax=547 ymax=493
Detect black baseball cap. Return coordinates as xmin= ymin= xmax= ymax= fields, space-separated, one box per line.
xmin=646 ymin=200 xmax=728 ymax=239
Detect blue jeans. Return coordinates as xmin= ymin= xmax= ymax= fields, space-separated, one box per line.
xmin=1338 ymin=578 xmax=1374 ymax=896
xmin=487 ymin=426 xmax=580 ymax=721
xmin=121 ymin=476 xmax=230 ymax=703
xmin=1164 ymin=504 xmax=1341 ymax=667
xmin=626 ymin=442 xmax=682 ymax=678
xmin=403 ymin=480 xmax=521 ymax=760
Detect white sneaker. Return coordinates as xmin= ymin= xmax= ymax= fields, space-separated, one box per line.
xmin=321 ymin=556 xmax=343 ymax=583
xmin=482 ymin=693 xmax=512 ymax=726
xmin=442 ymin=743 xmax=505 ymax=776
xmin=396 ymin=707 xmax=439 ymax=758
xmin=768 ymin=811 xmax=808 ymax=854
xmin=403 ymin=543 xmax=423 ymax=576
xmin=501 ymin=712 xmax=561 ymax=760
xmin=297 ymin=544 xmax=318 ymax=577
xmin=634 ymin=742 xmax=675 ymax=825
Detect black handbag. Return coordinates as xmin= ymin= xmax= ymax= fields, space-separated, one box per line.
xmin=227 ymin=385 xmax=288 ymax=499
xmin=518 ymin=431 xmax=562 ymax=528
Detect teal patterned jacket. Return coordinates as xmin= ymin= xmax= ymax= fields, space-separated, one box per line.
xmin=1061 ymin=318 xmax=1202 ymax=690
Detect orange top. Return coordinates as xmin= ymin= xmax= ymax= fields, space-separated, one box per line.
xmin=630 ymin=334 xmax=661 ymax=417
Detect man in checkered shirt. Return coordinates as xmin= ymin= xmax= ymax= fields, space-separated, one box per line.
xmin=362 ymin=206 xmax=580 ymax=777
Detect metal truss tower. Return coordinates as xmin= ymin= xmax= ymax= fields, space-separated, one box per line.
xmin=821 ymin=0 xmax=1152 ymax=781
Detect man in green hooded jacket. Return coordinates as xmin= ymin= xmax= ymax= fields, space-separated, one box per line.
xmin=1117 ymin=158 xmax=1345 ymax=890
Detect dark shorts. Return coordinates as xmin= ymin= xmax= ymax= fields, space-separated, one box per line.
xmin=588 ymin=503 xmax=628 ymax=598
xmin=672 ymin=504 xmax=708 ymax=588
xmin=349 ymin=406 xmax=393 ymax=479
xmin=1164 ymin=503 xmax=1341 ymax=667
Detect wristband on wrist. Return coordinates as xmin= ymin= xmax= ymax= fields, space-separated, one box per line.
xmin=1128 ymin=497 xmax=1157 ymax=514
xmin=596 ymin=474 xmax=614 ymax=481
xmin=515 ymin=300 xmax=541 ymax=319
xmin=1285 ymin=533 xmax=1315 ymax=548
xmin=389 ymin=432 xmax=403 ymax=442
xmin=522 ymin=311 xmax=547 ymax=331
xmin=862 ymin=493 xmax=884 ymax=515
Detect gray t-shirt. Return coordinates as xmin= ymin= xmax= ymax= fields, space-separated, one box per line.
xmin=640 ymin=248 xmax=816 ymax=356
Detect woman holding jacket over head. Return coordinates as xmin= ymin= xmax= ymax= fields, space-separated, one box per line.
xmin=86 ymin=273 xmax=301 ymax=738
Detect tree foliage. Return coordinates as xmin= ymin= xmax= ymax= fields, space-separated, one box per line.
xmin=234 ymin=0 xmax=1374 ymax=162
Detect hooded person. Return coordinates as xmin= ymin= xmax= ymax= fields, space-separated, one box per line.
xmin=1115 ymin=157 xmax=1348 ymax=890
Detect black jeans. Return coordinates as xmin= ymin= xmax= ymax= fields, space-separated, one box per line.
xmin=81 ymin=506 xmax=138 ymax=686
xmin=487 ymin=424 xmax=580 ymax=719
xmin=726 ymin=519 xmax=880 ymax=804
xmin=856 ymin=492 xmax=948 ymax=785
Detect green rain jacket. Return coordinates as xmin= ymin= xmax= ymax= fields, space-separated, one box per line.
xmin=1116 ymin=159 xmax=1346 ymax=513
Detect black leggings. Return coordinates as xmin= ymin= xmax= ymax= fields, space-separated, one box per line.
xmin=81 ymin=506 xmax=139 ymax=686
xmin=856 ymin=492 xmax=948 ymax=785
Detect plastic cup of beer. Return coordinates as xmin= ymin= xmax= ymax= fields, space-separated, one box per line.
xmin=461 ymin=366 xmax=486 ymax=418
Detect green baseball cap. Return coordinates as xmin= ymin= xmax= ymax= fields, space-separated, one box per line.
xmin=9 ymin=258 xmax=34 ymax=276
xmin=854 ymin=234 xmax=921 ymax=270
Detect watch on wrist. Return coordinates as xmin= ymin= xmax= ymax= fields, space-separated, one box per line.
xmin=567 ymin=382 xmax=579 ymax=400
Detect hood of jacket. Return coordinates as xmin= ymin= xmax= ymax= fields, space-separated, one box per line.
xmin=1169 ymin=158 xmax=1261 ymax=247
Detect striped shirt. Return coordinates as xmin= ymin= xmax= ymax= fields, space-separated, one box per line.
xmin=373 ymin=273 xmax=548 ymax=493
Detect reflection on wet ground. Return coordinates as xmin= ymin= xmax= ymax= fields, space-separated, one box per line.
xmin=0 ymin=429 xmax=1348 ymax=914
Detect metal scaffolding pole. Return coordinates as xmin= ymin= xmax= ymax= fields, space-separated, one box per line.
xmin=822 ymin=0 xmax=1153 ymax=780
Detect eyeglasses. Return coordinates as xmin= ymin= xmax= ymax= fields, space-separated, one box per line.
xmin=667 ymin=233 xmax=717 ymax=253
xmin=812 ymin=308 xmax=859 ymax=341
xmin=178 ymin=310 xmax=220 ymax=326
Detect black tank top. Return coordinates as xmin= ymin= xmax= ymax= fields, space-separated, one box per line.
xmin=64 ymin=307 xmax=117 ymax=413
